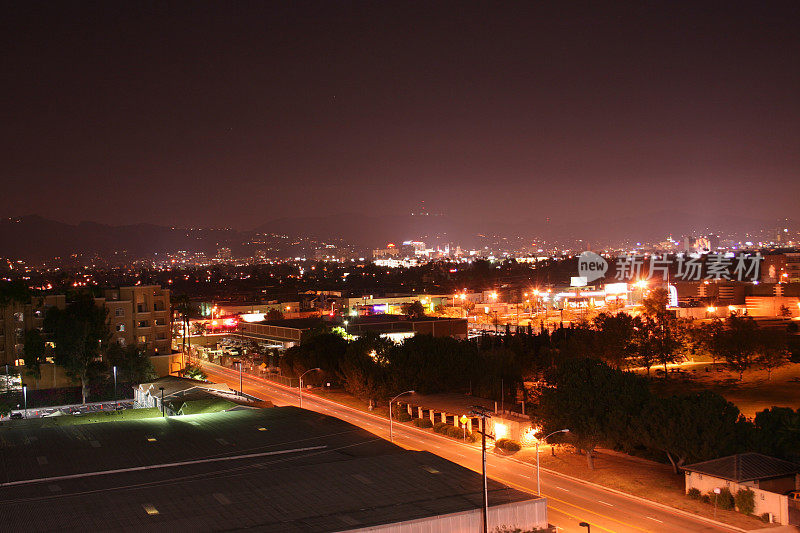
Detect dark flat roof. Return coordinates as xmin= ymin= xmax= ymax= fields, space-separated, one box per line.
xmin=0 ymin=407 xmax=536 ymax=532
xmin=683 ymin=453 xmax=800 ymax=482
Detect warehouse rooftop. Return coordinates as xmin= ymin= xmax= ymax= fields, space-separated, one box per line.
xmin=0 ymin=407 xmax=539 ymax=532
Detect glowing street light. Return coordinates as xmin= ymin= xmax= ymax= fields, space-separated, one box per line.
xmin=388 ymin=390 xmax=415 ymax=442
xmin=299 ymin=368 xmax=321 ymax=408
xmin=535 ymin=429 xmax=569 ymax=495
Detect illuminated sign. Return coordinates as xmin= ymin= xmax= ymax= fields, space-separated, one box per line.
xmin=604 ymin=283 xmax=628 ymax=296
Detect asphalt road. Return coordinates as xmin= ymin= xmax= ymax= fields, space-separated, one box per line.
xmin=201 ymin=362 xmax=741 ymax=533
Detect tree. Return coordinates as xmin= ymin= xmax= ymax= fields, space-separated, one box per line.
xmin=631 ymin=315 xmax=658 ymax=375
xmin=282 ymin=332 xmax=348 ymax=377
xmin=638 ymin=391 xmax=745 ymax=474
xmin=106 ymin=343 xmax=157 ymax=384
xmin=752 ymin=407 xmax=800 ymax=462
xmin=402 ymin=300 xmax=426 ymax=319
xmin=592 ymin=312 xmax=636 ymax=368
xmin=266 ymin=308 xmax=284 ymax=321
xmin=649 ymin=315 xmax=684 ymax=376
xmin=707 ymin=315 xmax=760 ymax=380
xmin=756 ymin=328 xmax=789 ymax=379
xmin=337 ymin=332 xmax=391 ymax=408
xmin=191 ymin=321 xmax=208 ymax=338
xmin=173 ymin=294 xmax=195 ymax=359
xmin=44 ymin=293 xmax=110 ymax=404
xmin=22 ymin=329 xmax=47 ymax=381
xmin=0 ymin=280 xmax=31 ymax=306
xmin=531 ymin=358 xmax=650 ymax=469
xmin=641 ymin=287 xmax=669 ymax=318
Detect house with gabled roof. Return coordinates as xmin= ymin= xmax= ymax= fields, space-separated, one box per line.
xmin=683 ymin=453 xmax=800 ymax=525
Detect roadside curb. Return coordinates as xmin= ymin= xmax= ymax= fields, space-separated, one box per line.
xmin=502 ymin=455 xmax=748 ymax=532
xmin=201 ymin=361 xmax=749 ymax=532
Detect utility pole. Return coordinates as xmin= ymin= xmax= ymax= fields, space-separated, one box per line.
xmin=470 ymin=405 xmax=492 ymax=533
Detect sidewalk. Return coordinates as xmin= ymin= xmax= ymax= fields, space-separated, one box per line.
xmin=203 ymin=360 xmax=777 ymax=530
xmin=512 ymin=446 xmax=776 ymax=530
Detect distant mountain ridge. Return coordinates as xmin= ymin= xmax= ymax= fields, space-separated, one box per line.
xmin=0 ymin=211 xmax=782 ymax=262
xmin=0 ymin=216 xmax=241 ymax=261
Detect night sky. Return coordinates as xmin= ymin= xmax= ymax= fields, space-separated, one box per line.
xmin=3 ymin=2 xmax=799 ymax=231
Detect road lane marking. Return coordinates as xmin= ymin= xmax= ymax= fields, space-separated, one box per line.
xmin=208 ymin=362 xmax=664 ymax=533
xmin=546 ymin=505 xmax=617 ymax=533
xmin=645 ymin=516 xmax=663 ymax=523
xmin=213 ymin=367 xmax=725 ymax=533
xmin=597 ymin=500 xmax=614 ymax=506
xmin=554 ymin=486 xmax=570 ymax=492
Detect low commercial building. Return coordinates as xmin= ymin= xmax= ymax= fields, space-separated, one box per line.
xmin=0 ymin=407 xmax=549 ymax=532
xmin=237 ymin=315 xmax=468 ymax=348
xmin=396 ymin=392 xmax=535 ymax=445
xmin=683 ymin=453 xmax=800 ymax=525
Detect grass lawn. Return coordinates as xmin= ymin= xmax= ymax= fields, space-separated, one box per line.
xmin=649 ymin=362 xmax=800 ymax=418
xmin=514 ymin=446 xmax=775 ymax=530
xmin=4 ymin=408 xmax=164 ymax=428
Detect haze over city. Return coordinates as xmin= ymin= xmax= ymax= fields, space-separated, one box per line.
xmin=3 ymin=2 xmax=798 ymax=236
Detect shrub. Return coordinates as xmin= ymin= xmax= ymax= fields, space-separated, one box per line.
xmin=444 ymin=425 xmax=459 ymax=437
xmin=687 ymin=488 xmax=701 ymax=500
xmin=700 ymin=494 xmax=711 ymax=504
xmin=393 ymin=410 xmax=412 ymax=422
xmin=495 ymin=439 xmax=522 ymax=452
xmin=716 ymin=488 xmax=735 ymax=511
xmin=433 ymin=421 xmax=449 ymax=434
xmin=413 ymin=418 xmax=433 ymax=428
xmin=735 ymin=488 xmax=755 ymax=515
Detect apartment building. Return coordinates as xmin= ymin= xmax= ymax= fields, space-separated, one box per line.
xmin=0 ymin=294 xmax=65 ymax=366
xmin=102 ymin=285 xmax=171 ymax=355
xmin=0 ymin=285 xmax=171 ymax=367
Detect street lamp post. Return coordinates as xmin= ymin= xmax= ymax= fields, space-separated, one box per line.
xmin=388 ymin=390 xmax=414 ymax=442
xmin=535 ymin=429 xmax=569 ymax=495
xmin=159 ymin=386 xmax=165 ymax=417
xmin=112 ymin=365 xmax=117 ymax=412
xmin=22 ymin=383 xmax=27 ymax=419
xmin=298 ymin=368 xmax=321 ymax=409
xmin=579 ymin=521 xmax=591 ymax=532
xmin=470 ymin=405 xmax=493 ymax=533
xmin=235 ymin=361 xmax=243 ymax=396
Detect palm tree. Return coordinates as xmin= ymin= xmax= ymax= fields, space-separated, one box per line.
xmin=173 ymin=295 xmax=195 ymax=367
